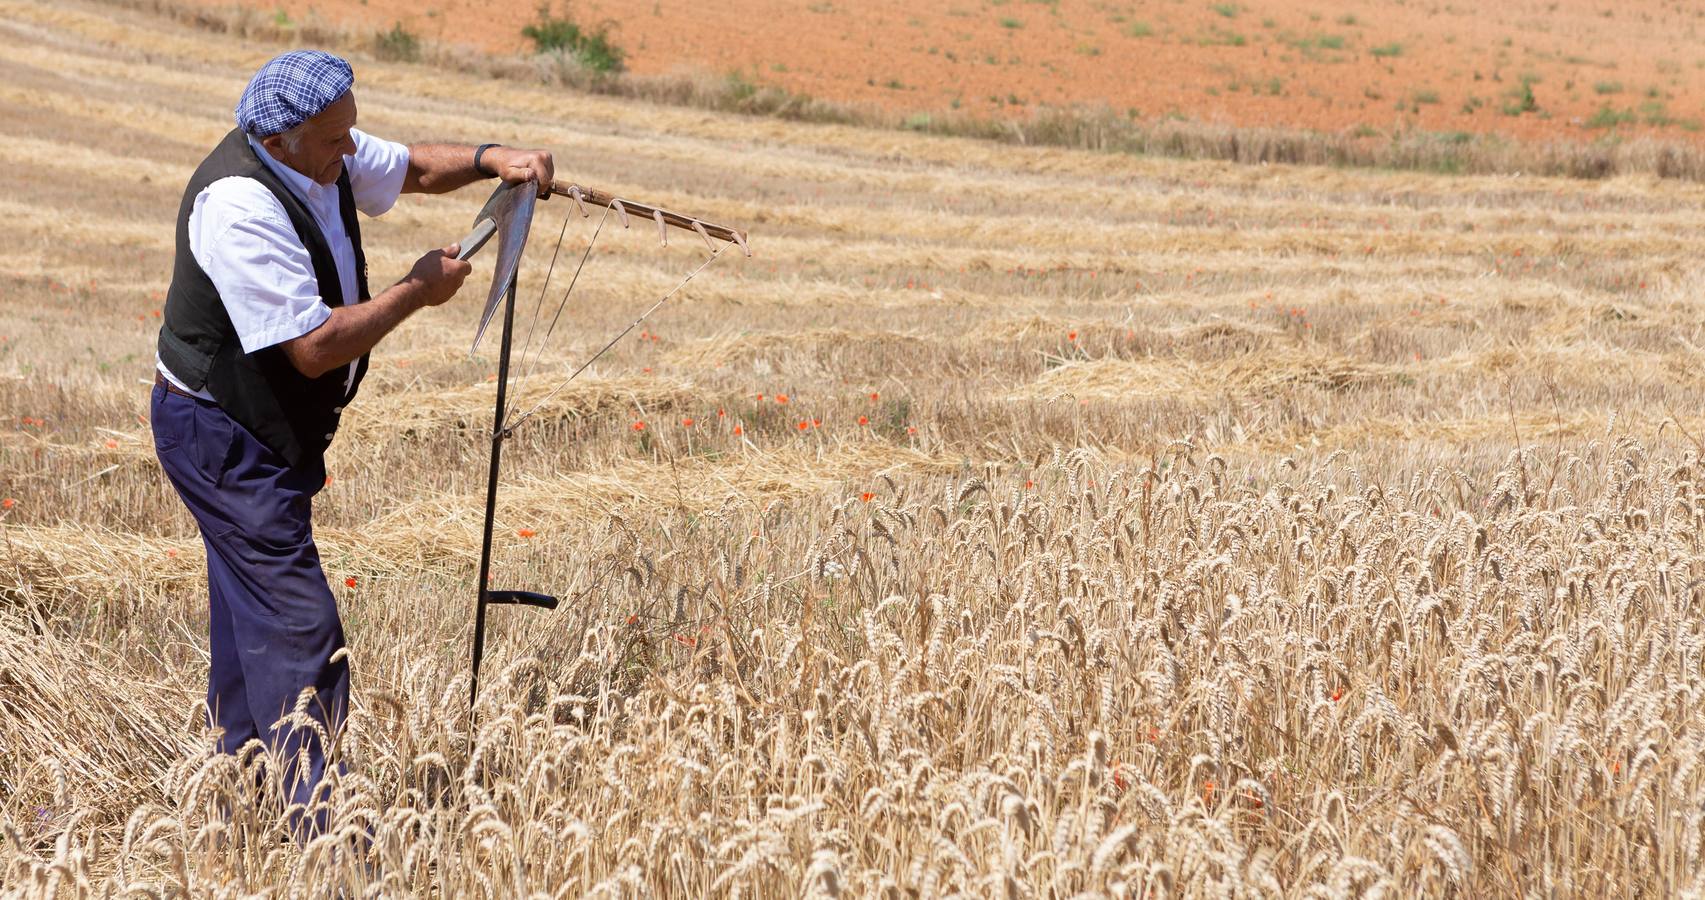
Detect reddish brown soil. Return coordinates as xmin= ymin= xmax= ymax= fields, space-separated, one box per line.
xmin=191 ymin=0 xmax=1705 ymax=142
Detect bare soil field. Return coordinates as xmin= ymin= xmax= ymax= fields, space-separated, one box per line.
xmin=171 ymin=0 xmax=1705 ymax=141
xmin=5 ymin=0 xmax=1705 ymax=895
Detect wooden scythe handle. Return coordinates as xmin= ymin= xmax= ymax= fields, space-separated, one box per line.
xmin=549 ymin=182 xmax=750 ymax=253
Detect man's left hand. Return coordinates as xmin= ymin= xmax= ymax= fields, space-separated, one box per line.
xmin=485 ymin=146 xmax=555 ymax=198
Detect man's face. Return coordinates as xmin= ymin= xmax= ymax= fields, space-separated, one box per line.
xmin=261 ymin=91 xmax=359 ymax=186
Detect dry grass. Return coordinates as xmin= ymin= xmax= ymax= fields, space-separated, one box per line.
xmin=5 ymin=0 xmax=1705 ymax=895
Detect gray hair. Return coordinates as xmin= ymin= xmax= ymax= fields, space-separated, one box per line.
xmin=278 ymin=122 xmax=309 ymax=154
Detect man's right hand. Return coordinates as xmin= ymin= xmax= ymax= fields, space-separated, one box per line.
xmin=407 ymin=244 xmax=473 ymax=307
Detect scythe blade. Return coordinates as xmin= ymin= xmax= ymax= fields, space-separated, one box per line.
xmin=456 ymin=179 xmax=538 ymax=355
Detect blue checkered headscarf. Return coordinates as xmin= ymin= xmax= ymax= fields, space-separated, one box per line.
xmin=235 ymin=51 xmax=354 ymax=137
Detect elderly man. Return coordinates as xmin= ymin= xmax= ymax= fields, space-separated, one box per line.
xmin=151 ymin=50 xmax=552 ymax=827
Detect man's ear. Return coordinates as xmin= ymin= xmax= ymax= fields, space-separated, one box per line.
xmin=258 ymin=133 xmax=286 ymax=161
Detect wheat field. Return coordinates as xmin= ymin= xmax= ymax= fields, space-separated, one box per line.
xmin=4 ymin=1 xmax=1705 ymax=896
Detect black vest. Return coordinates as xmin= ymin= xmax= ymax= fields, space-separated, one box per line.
xmin=157 ymin=128 xmax=371 ymax=467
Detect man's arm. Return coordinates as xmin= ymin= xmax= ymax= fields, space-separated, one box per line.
xmin=280 ymin=244 xmax=470 ymax=378
xmin=282 ymin=141 xmax=553 ymax=377
xmin=403 ymin=143 xmax=555 ymax=197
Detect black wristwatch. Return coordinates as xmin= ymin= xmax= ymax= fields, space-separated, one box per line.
xmin=473 ymin=143 xmax=500 ymax=178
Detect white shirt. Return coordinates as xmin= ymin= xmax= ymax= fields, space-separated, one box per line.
xmin=156 ymin=128 xmax=410 ymax=400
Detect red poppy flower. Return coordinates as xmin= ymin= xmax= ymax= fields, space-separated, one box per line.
xmin=517 ymin=528 xmax=537 ymax=538
xmin=776 ymin=394 xmax=789 ymax=404
xmin=0 ymin=498 xmax=14 ymax=510
xmin=869 ymin=392 xmax=879 ymax=401
xmin=857 ymin=416 xmax=868 ymax=426
xmin=344 ymin=576 xmax=357 ymax=588
xmin=733 ymin=424 xmax=744 ymax=436
xmin=633 ymin=421 xmax=646 ymax=431
xmin=861 ymin=492 xmax=874 ymax=502
xmin=681 ymin=417 xmax=694 ymax=427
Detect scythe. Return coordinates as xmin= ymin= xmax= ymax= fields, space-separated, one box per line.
xmin=454 ymin=180 xmax=556 ymax=715
xmin=452 ymin=177 xmax=750 ymax=712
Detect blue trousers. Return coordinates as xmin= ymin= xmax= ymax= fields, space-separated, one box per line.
xmin=150 ymin=382 xmax=347 ymax=824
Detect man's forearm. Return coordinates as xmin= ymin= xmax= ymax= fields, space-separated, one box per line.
xmin=405 ymin=143 xmax=556 ymax=198
xmin=403 ymin=143 xmax=487 ymax=195
xmin=281 ymin=283 xmax=428 ymax=378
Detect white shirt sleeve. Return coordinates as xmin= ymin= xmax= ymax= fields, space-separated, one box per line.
xmin=190 ymin=177 xmax=330 ymax=355
xmin=346 ymin=127 xmax=410 ymax=217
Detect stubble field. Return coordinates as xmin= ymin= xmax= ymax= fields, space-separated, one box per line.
xmin=4 ymin=0 xmax=1705 ymax=896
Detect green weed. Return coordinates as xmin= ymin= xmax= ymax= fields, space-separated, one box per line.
xmin=372 ymin=22 xmax=419 ymax=62
xmin=1587 ymin=105 xmax=1636 ymax=129
xmin=522 ymin=2 xmax=625 ymax=73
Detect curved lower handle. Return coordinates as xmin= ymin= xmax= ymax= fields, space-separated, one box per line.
xmin=486 ymin=589 xmax=559 ymax=610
